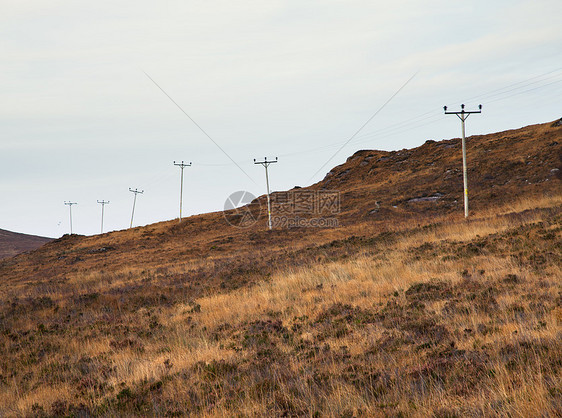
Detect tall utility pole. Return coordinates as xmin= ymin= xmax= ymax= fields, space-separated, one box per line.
xmin=254 ymin=157 xmax=278 ymax=230
xmin=444 ymin=104 xmax=482 ymax=218
xmin=64 ymin=201 xmax=77 ymax=235
xmin=173 ymin=161 xmax=192 ymax=221
xmin=97 ymin=200 xmax=110 ymax=234
xmin=129 ymin=188 xmax=144 ymax=228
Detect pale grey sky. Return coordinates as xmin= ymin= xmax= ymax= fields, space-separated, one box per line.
xmin=1 ymin=0 xmax=561 ymax=237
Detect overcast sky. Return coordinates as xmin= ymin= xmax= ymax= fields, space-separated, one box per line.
xmin=1 ymin=0 xmax=561 ymax=238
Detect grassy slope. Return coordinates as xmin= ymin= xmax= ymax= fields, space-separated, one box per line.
xmin=0 ymin=121 xmax=561 ymax=416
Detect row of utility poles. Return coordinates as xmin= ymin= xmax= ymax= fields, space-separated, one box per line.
xmin=171 ymin=158 xmax=278 ymax=229
xmin=63 ymin=157 xmax=280 ymax=234
xmin=64 ymin=200 xmax=111 ymax=235
xmin=64 ymin=187 xmax=143 ymax=235
xmin=62 ymin=104 xmax=480 ymax=235
xmin=166 ymin=104 xmax=480 ymax=229
xmin=247 ymin=104 xmax=481 ymax=227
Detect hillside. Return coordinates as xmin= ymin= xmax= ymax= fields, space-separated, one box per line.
xmin=310 ymin=118 xmax=562 ymax=220
xmin=0 ymin=229 xmax=52 ymax=260
xmin=0 ymin=120 xmax=560 ymax=416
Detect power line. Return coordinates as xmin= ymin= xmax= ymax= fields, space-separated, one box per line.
xmin=128 ymin=188 xmax=144 ymax=228
xmin=309 ymin=71 xmax=418 ymax=182
xmin=444 ymin=104 xmax=482 ymax=218
xmin=63 ymin=201 xmax=77 ymax=235
xmin=173 ymin=161 xmax=192 ymax=221
xmin=277 ymin=113 xmax=447 ymax=161
xmin=329 ymin=68 xmax=562 ymax=157
xmin=346 ymin=114 xmax=447 ymax=148
xmin=97 ymin=200 xmax=109 ymax=234
xmin=254 ymin=157 xmax=278 ymax=230
xmin=288 ymin=69 xmax=562 ymax=163
xmin=353 ymin=70 xmax=562 ymax=147
xmin=142 ymin=70 xmax=256 ymax=184
xmin=460 ymin=67 xmax=562 ymax=104
xmin=140 ymin=67 xmax=558 ymax=189
xmin=484 ymin=77 xmax=562 ymax=105
xmin=154 ymin=68 xmax=560 ymax=169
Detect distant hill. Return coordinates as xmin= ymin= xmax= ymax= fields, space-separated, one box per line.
xmin=0 ymin=228 xmax=52 ymax=259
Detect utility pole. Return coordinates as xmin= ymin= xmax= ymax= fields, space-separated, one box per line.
xmin=97 ymin=200 xmax=110 ymax=234
xmin=254 ymin=157 xmax=278 ymax=230
xmin=129 ymin=188 xmax=144 ymax=228
xmin=64 ymin=201 xmax=77 ymax=235
xmin=173 ymin=161 xmax=192 ymax=221
xmin=444 ymin=104 xmax=482 ymax=218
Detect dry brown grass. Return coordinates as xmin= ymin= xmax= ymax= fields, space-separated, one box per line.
xmin=1 ymin=120 xmax=560 ymax=416
xmin=0 ymin=193 xmax=560 ymax=417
